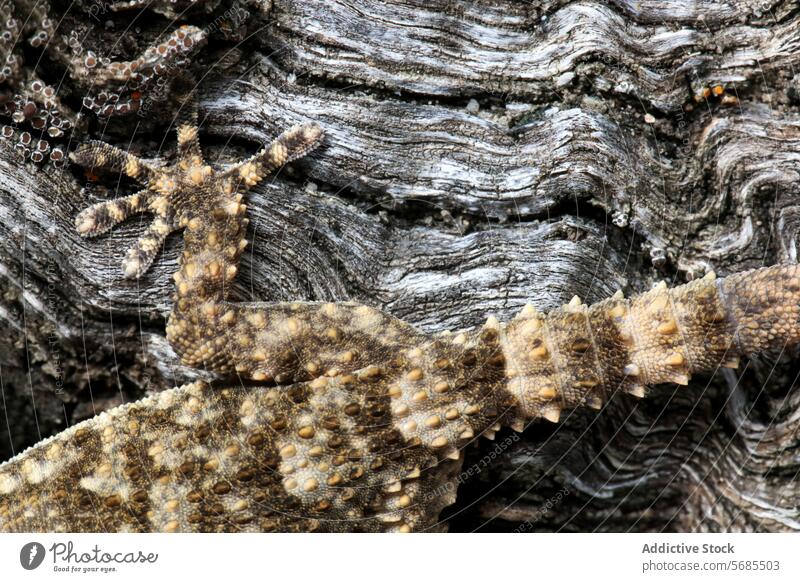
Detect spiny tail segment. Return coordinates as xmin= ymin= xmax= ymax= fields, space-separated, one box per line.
xmin=222 ymin=124 xmax=324 ymax=188
xmin=501 ymin=264 xmax=800 ymax=423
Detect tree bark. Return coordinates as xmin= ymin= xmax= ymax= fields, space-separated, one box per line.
xmin=1 ymin=0 xmax=800 ymax=532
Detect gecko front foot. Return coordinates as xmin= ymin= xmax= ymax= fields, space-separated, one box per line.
xmin=71 ymin=97 xmax=323 ymax=278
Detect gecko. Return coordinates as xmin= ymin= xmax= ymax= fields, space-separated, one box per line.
xmin=1 ymin=94 xmax=800 ymax=532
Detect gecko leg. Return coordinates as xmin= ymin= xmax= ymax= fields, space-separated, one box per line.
xmin=221 ymin=124 xmax=323 ymax=188
xmin=71 ymin=140 xmax=160 ymax=184
xmin=71 ymin=109 xmax=323 ymax=283
xmin=173 ymin=82 xmax=204 ymax=165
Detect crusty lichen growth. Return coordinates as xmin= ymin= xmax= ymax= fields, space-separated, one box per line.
xmin=74 ymin=25 xmax=207 ymax=118
xmin=1 ymin=0 xmax=74 ymax=164
xmin=1 ymin=0 xmax=213 ymax=166
xmin=2 ymin=94 xmax=800 ymax=532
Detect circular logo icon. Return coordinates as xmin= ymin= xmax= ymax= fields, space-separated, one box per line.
xmin=20 ymin=542 xmax=46 ymax=570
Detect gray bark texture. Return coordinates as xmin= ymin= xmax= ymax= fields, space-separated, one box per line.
xmin=1 ymin=0 xmax=800 ymax=532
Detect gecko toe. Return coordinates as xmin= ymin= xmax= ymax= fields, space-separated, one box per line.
xmin=75 ymin=207 xmax=98 ymax=236
xmin=74 ymin=190 xmax=153 ymax=238
xmin=121 ymin=216 xmax=176 ymax=279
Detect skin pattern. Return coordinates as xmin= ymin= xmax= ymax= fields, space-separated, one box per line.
xmin=2 ymin=100 xmax=800 ymax=532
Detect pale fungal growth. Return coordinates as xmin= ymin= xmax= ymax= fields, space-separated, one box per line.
xmin=3 ymin=87 xmax=800 ymax=532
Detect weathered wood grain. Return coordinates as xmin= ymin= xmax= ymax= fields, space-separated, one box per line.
xmin=264 ymin=0 xmax=800 ymax=109
xmin=470 ymin=364 xmax=800 ymax=532
xmin=202 ymin=59 xmax=800 ymax=280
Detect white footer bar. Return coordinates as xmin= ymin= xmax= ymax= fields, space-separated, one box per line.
xmin=0 ymin=533 xmax=797 ymax=581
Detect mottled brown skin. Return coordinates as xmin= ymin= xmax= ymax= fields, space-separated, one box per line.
xmin=2 ymin=102 xmax=800 ymax=532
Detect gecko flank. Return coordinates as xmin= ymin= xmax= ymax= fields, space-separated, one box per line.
xmin=2 ymin=94 xmax=800 ymax=532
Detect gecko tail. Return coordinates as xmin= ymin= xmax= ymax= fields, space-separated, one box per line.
xmin=502 ymin=263 xmax=800 ymax=423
